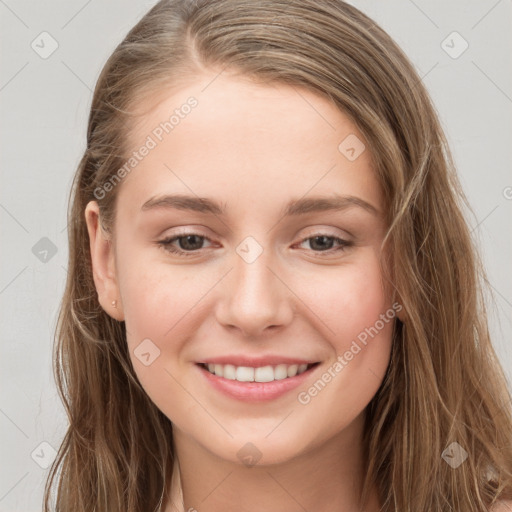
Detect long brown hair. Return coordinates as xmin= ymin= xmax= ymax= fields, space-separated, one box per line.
xmin=44 ymin=1 xmax=512 ymax=510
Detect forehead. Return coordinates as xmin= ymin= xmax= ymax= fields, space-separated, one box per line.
xmin=119 ymin=71 xmax=381 ymax=217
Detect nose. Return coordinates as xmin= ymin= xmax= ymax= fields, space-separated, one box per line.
xmin=215 ymin=247 xmax=294 ymax=338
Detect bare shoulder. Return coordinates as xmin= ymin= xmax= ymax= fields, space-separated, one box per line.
xmin=490 ymin=500 xmax=512 ymax=512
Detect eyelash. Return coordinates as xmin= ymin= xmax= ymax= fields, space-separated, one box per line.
xmin=157 ymin=232 xmax=352 ymax=257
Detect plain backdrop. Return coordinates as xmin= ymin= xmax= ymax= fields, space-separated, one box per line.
xmin=1 ymin=1 xmax=511 ymax=510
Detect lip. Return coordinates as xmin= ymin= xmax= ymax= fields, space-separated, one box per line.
xmin=197 ymin=355 xmax=317 ymax=367
xmin=196 ymin=361 xmax=320 ymax=402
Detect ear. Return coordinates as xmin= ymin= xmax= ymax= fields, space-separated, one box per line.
xmin=84 ymin=200 xmax=125 ymax=321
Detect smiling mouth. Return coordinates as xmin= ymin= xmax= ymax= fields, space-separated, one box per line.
xmin=197 ymin=362 xmax=320 ymax=383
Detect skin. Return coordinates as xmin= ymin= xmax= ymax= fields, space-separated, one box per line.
xmin=85 ymin=70 xmax=400 ymax=511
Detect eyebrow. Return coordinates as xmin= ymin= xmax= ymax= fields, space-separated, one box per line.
xmin=140 ymin=193 xmax=379 ymax=217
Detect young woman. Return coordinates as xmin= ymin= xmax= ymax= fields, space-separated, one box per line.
xmin=44 ymin=1 xmax=512 ymax=510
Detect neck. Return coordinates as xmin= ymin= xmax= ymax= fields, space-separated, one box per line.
xmin=167 ymin=412 xmax=381 ymax=512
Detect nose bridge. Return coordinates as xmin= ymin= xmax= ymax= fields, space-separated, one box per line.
xmin=215 ymin=236 xmax=293 ymax=335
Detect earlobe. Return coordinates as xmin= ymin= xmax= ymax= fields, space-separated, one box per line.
xmin=84 ymin=200 xmax=125 ymax=321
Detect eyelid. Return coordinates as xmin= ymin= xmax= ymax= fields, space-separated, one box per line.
xmin=298 ymin=225 xmax=352 ymax=240
xmin=161 ymin=225 xmax=351 ymax=241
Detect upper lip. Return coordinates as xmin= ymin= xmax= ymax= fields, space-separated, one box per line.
xmin=197 ymin=355 xmax=319 ymax=367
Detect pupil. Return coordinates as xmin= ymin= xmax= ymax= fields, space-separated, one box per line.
xmin=180 ymin=235 xmax=202 ymax=250
xmin=311 ymin=236 xmax=333 ymax=251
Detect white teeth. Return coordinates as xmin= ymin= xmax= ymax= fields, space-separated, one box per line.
xmin=223 ymin=364 xmax=236 ymax=380
xmin=255 ymin=366 xmax=274 ymax=382
xmin=275 ymin=364 xmax=289 ymax=380
xmin=236 ymin=366 xmax=254 ymax=382
xmin=203 ymin=362 xmax=313 ymax=382
xmin=286 ymin=364 xmax=298 ymax=378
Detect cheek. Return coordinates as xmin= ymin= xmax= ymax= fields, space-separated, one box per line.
xmin=117 ymin=257 xmax=206 ymax=413
xmin=117 ymin=252 xmax=218 ymax=388
xmin=291 ymin=255 xmax=393 ymax=426
xmin=300 ymin=254 xmax=391 ymax=352
xmin=117 ymin=248 xmax=203 ymax=339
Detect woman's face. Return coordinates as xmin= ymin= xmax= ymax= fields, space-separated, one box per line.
xmin=86 ymin=71 xmax=397 ymax=465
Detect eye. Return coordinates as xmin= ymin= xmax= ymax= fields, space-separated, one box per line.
xmin=158 ymin=233 xmax=213 ymax=257
xmin=157 ymin=232 xmax=352 ymax=258
xmin=296 ymin=234 xmax=352 ymax=255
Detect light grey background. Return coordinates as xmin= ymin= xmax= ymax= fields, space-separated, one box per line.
xmin=1 ymin=1 xmax=511 ymax=510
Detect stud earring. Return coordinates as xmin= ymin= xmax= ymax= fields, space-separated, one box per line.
xmin=111 ymin=300 xmax=117 ymax=308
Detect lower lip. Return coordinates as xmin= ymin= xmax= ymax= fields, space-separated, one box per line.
xmin=196 ymin=363 xmax=319 ymax=402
